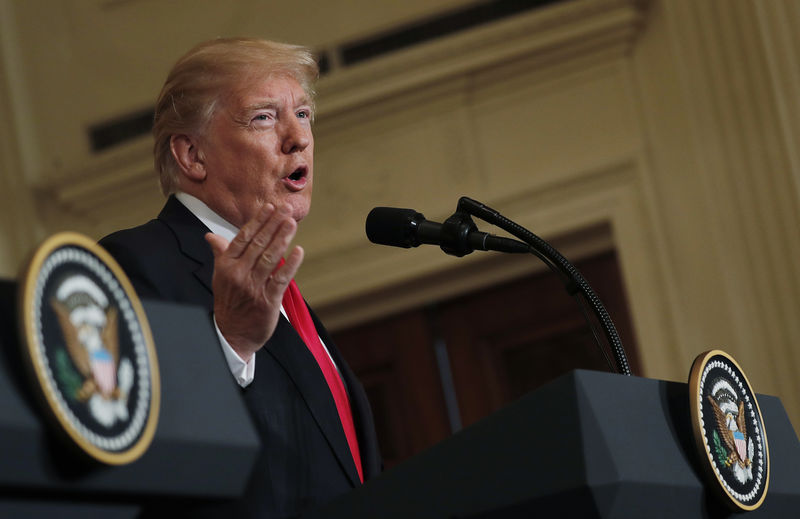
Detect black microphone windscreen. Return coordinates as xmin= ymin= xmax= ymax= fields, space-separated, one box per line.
xmin=365 ymin=207 xmax=421 ymax=248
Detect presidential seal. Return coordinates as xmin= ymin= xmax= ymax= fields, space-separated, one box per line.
xmin=18 ymin=232 xmax=160 ymax=465
xmin=689 ymin=350 xmax=769 ymax=511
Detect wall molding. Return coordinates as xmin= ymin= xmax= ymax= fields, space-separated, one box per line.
xmin=32 ymin=0 xmax=648 ymax=236
xmin=317 ymin=0 xmax=647 ymax=117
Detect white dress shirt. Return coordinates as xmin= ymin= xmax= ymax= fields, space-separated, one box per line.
xmin=174 ymin=192 xmax=336 ymax=388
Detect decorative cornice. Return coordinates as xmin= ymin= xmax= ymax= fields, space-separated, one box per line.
xmin=35 ymin=138 xmax=157 ymax=221
xmin=317 ymin=0 xmax=648 ymax=117
xmin=35 ymin=0 xmax=648 ymax=227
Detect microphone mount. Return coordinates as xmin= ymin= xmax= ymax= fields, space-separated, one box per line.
xmin=440 ymin=211 xmax=479 ymax=257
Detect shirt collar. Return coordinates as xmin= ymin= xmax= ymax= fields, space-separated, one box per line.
xmin=174 ymin=192 xmax=239 ymax=242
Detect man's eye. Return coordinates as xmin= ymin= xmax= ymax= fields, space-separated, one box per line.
xmin=297 ymin=110 xmax=310 ymax=119
xmin=252 ymin=111 xmax=276 ymax=124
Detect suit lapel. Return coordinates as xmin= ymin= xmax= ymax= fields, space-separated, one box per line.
xmin=265 ymin=317 xmax=362 ymax=486
xmin=157 ymin=196 xmax=215 ymax=293
xmin=158 ymin=196 xmax=361 ymax=485
xmin=311 ymin=307 xmax=381 ymax=480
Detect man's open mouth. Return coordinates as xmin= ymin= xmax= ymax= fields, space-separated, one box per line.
xmin=283 ymin=166 xmax=309 ymax=191
xmin=288 ymin=168 xmax=305 ymax=181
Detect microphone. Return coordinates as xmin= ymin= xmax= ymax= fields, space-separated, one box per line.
xmin=366 ymin=207 xmax=529 ymax=256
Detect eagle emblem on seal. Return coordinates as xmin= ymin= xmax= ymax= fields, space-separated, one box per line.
xmin=707 ymin=378 xmax=754 ymax=484
xmin=50 ymin=274 xmax=134 ymax=428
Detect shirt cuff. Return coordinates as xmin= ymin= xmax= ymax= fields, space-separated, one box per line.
xmin=213 ymin=315 xmax=255 ymax=387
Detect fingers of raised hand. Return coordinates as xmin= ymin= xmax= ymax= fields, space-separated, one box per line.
xmin=210 ymin=204 xmax=296 ymax=302
xmin=226 ymin=204 xmax=275 ymax=259
xmin=240 ymin=204 xmax=293 ymax=265
xmin=251 ymin=215 xmax=297 ymax=282
xmin=264 ymin=245 xmax=304 ymax=299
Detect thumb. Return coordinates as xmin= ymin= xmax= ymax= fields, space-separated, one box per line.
xmin=204 ymin=232 xmax=230 ymax=258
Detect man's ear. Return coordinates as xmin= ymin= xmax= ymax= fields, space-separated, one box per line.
xmin=170 ymin=134 xmax=206 ymax=182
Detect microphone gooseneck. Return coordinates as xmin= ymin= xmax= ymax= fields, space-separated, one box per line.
xmin=456 ymin=196 xmax=631 ymax=376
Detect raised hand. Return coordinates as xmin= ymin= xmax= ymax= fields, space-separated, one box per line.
xmin=205 ymin=203 xmax=304 ymax=361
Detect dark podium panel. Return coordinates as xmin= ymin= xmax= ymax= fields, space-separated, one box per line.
xmin=306 ymin=370 xmax=800 ymax=518
xmin=0 ymin=284 xmax=260 ymax=517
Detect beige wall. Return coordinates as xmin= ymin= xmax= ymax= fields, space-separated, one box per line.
xmin=1 ymin=0 xmax=799 ymax=428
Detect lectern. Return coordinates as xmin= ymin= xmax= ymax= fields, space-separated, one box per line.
xmin=4 ymin=275 xmax=800 ymax=518
xmin=0 ymin=285 xmax=260 ymax=518
xmin=304 ymin=370 xmax=800 ymax=518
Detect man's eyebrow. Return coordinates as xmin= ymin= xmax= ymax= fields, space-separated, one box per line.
xmin=243 ymin=101 xmax=278 ymax=112
xmin=243 ymin=97 xmax=312 ymax=113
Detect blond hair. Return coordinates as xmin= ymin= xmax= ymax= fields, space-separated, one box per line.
xmin=153 ymin=38 xmax=318 ymax=195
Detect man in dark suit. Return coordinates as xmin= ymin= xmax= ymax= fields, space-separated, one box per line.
xmin=100 ymin=38 xmax=380 ymax=518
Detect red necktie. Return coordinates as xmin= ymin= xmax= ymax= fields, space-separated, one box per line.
xmin=281 ymin=272 xmax=364 ymax=483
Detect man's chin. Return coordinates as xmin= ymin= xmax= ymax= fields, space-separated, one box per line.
xmin=292 ymin=208 xmax=309 ymax=223
xmin=286 ymin=195 xmax=311 ymax=223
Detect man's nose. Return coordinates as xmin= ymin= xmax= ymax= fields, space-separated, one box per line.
xmin=281 ymin=116 xmax=311 ymax=154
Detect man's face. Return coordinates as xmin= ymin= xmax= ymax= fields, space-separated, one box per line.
xmin=196 ymin=74 xmax=314 ymax=227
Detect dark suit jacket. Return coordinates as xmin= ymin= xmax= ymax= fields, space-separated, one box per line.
xmin=100 ymin=196 xmax=381 ymax=518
